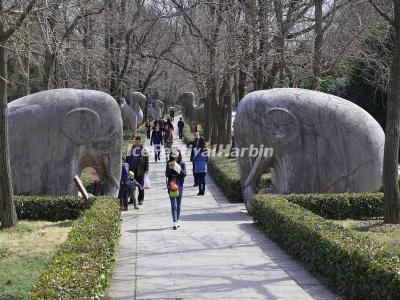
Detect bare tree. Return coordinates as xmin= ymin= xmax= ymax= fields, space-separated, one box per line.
xmin=368 ymin=0 xmax=400 ymax=223
xmin=0 ymin=0 xmax=37 ymax=228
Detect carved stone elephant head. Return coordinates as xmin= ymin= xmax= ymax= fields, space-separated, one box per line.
xmin=178 ymin=92 xmax=204 ymax=131
xmin=233 ymin=88 xmax=384 ymax=212
xmin=8 ymin=88 xmax=123 ymax=197
xmin=119 ymin=91 xmax=145 ymax=136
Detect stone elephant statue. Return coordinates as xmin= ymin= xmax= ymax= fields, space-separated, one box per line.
xmin=119 ymin=91 xmax=145 ymax=136
xmin=8 ymin=88 xmax=123 ymax=197
xmin=178 ymin=92 xmax=204 ymax=131
xmin=154 ymin=99 xmax=164 ymax=118
xmin=233 ymin=88 xmax=384 ymax=212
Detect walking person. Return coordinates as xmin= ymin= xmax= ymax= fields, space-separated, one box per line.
xmin=167 ymin=118 xmax=174 ymax=131
xmin=193 ymin=138 xmax=208 ymax=196
xmin=178 ymin=117 xmax=185 ymax=140
xmin=164 ymin=124 xmax=174 ymax=160
xmin=166 ymin=148 xmax=186 ymax=230
xmin=127 ymin=136 xmax=149 ymax=205
xmin=150 ymin=124 xmax=163 ymax=162
xmin=145 ymin=120 xmax=151 ymax=139
xmin=188 ymin=131 xmax=200 ymax=186
xmin=119 ymin=158 xmax=132 ymax=211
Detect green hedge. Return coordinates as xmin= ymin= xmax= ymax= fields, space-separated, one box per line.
xmin=252 ymin=194 xmax=400 ymax=299
xmin=286 ymin=193 xmax=384 ymax=220
xmin=30 ymin=197 xmax=121 ymax=300
xmin=15 ymin=196 xmax=94 ymax=221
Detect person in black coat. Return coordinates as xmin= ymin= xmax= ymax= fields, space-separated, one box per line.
xmin=177 ymin=117 xmax=185 ymax=140
xmin=150 ymin=124 xmax=163 ymax=162
xmin=188 ymin=131 xmax=200 ymax=186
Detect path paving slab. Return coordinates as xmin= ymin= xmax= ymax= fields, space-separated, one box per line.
xmin=109 ymin=121 xmax=340 ymax=300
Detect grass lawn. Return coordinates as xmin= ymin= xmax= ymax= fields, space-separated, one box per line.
xmin=0 ymin=220 xmax=72 ymax=299
xmin=335 ymin=219 xmax=400 ymax=252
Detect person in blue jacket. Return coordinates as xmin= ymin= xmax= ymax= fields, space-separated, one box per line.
xmin=150 ymin=124 xmax=163 ymax=162
xmin=193 ymin=138 xmax=208 ymax=196
xmin=166 ymin=148 xmax=186 ymax=230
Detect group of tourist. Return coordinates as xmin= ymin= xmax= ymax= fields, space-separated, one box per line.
xmin=115 ymin=117 xmax=208 ymax=230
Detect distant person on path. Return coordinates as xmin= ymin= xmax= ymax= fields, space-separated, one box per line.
xmin=127 ymin=136 xmax=149 ymax=205
xmin=90 ymin=168 xmax=103 ymax=196
xmin=119 ymin=158 xmax=141 ymax=211
xmin=145 ymin=120 xmax=151 ymax=139
xmin=170 ymin=108 xmax=175 ymax=121
xmin=150 ymin=124 xmax=163 ymax=162
xmin=167 ymin=118 xmax=174 ymax=131
xmin=164 ymin=124 xmax=174 ymax=160
xmin=159 ymin=118 xmax=165 ymax=131
xmin=178 ymin=117 xmax=185 ymax=140
xmin=166 ymin=148 xmax=186 ymax=230
xmin=194 ymin=138 xmax=208 ymax=196
xmin=188 ymin=131 xmax=200 ymax=186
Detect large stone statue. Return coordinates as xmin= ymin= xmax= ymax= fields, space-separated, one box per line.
xmin=233 ymin=88 xmax=384 ymax=212
xmin=119 ymin=91 xmax=145 ymax=136
xmin=8 ymin=89 xmax=123 ymax=197
xmin=154 ymin=99 xmax=164 ymax=118
xmin=179 ymin=92 xmax=204 ymax=130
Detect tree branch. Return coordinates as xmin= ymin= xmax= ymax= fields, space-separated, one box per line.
xmin=368 ymin=0 xmax=394 ymax=26
xmin=0 ymin=0 xmax=37 ymax=42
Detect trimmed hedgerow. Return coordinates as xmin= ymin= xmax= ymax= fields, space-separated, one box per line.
xmin=14 ymin=196 xmax=95 ymax=221
xmin=30 ymin=197 xmax=121 ymax=300
xmin=252 ymin=194 xmax=400 ymax=300
xmin=286 ymin=193 xmax=384 ymax=220
xmin=208 ymin=156 xmax=272 ymax=202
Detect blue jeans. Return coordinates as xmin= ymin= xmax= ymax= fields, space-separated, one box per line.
xmin=170 ymin=186 xmax=183 ymax=223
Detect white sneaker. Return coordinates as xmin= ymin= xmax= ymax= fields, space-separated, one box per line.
xmin=177 ymin=221 xmax=181 ymax=228
xmin=173 ymin=222 xmax=177 ymax=230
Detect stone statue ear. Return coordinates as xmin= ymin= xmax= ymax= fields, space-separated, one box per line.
xmin=263 ymin=108 xmax=298 ymax=142
xmin=61 ymin=108 xmax=100 ymax=145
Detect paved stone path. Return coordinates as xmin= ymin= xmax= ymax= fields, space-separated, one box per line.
xmin=109 ymin=121 xmax=339 ymax=300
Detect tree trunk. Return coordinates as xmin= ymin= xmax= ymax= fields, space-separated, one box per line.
xmin=273 ymin=0 xmax=285 ymax=84
xmin=0 ymin=22 xmax=18 ymax=228
xmin=383 ymin=2 xmax=400 ymax=224
xmin=312 ymin=0 xmax=323 ymax=90
xmin=42 ymin=49 xmax=55 ymax=90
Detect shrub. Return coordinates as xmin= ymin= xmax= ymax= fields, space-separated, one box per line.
xmin=208 ymin=156 xmax=272 ymax=202
xmin=14 ymin=196 xmax=94 ymax=221
xmin=286 ymin=193 xmax=384 ymax=220
xmin=252 ymin=194 xmax=400 ymax=299
xmin=30 ymin=197 xmax=121 ymax=300
xmin=208 ymin=156 xmax=244 ymax=202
